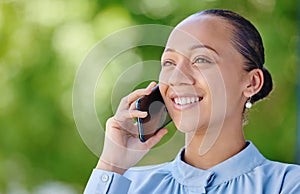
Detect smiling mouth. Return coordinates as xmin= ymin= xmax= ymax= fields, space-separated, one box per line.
xmin=173 ymin=96 xmax=203 ymax=106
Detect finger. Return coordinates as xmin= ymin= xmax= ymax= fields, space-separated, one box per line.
xmin=106 ymin=117 xmax=123 ymax=130
xmin=114 ymin=110 xmax=148 ymax=123
xmin=127 ymin=82 xmax=156 ymax=104
xmin=128 ymin=82 xmax=157 ymax=110
xmin=128 ymin=110 xmax=148 ymax=119
xmin=119 ymin=82 xmax=157 ymax=109
xmin=143 ymin=128 xmax=168 ymax=149
xmin=129 ymin=100 xmax=137 ymax=110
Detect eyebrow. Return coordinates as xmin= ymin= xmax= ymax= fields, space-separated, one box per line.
xmin=164 ymin=44 xmax=219 ymax=56
xmin=190 ymin=45 xmax=219 ymax=55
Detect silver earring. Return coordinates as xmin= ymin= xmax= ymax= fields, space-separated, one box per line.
xmin=245 ymin=98 xmax=252 ymax=109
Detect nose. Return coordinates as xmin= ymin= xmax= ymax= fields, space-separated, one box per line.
xmin=168 ymin=58 xmax=195 ymax=86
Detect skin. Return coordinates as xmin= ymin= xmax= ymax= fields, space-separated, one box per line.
xmin=160 ymin=14 xmax=264 ymax=169
xmin=97 ymin=14 xmax=264 ymax=174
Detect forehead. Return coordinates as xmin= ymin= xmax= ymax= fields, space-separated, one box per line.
xmin=166 ymin=15 xmax=234 ymax=55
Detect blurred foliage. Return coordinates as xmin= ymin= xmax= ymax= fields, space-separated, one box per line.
xmin=0 ymin=0 xmax=298 ymax=193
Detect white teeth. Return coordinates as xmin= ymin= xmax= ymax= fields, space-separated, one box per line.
xmin=186 ymin=98 xmax=191 ymax=104
xmin=191 ymin=97 xmax=195 ymax=103
xmin=174 ymin=97 xmax=201 ymax=105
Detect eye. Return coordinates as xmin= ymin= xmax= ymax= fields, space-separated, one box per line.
xmin=192 ymin=57 xmax=212 ymax=65
xmin=162 ymin=60 xmax=175 ymax=67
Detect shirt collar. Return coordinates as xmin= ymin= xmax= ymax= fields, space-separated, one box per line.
xmin=171 ymin=141 xmax=266 ymax=188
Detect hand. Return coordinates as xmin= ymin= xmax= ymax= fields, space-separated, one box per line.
xmin=96 ymin=82 xmax=168 ymax=174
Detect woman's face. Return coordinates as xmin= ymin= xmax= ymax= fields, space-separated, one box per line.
xmin=159 ymin=15 xmax=248 ymax=133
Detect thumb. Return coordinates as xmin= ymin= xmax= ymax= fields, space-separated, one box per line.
xmin=144 ymin=128 xmax=168 ymax=149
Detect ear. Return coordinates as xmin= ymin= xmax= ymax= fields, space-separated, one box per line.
xmin=242 ymin=69 xmax=264 ymax=98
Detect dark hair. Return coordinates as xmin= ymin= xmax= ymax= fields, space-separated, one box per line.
xmin=197 ymin=9 xmax=273 ymax=104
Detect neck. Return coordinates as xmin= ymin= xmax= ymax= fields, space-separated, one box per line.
xmin=183 ymin=118 xmax=246 ymax=170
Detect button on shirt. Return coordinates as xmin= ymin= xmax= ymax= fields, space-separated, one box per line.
xmin=83 ymin=141 xmax=300 ymax=194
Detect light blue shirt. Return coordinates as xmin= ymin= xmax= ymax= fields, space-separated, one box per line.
xmin=84 ymin=141 xmax=300 ymax=193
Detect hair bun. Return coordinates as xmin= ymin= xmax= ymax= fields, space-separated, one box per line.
xmin=252 ymin=67 xmax=273 ymax=103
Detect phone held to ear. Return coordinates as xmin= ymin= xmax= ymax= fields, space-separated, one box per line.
xmin=135 ymin=84 xmax=172 ymax=142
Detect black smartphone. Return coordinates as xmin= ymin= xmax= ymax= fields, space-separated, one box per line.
xmin=135 ymin=84 xmax=172 ymax=142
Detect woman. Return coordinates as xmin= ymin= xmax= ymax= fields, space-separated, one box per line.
xmin=84 ymin=9 xmax=300 ymax=193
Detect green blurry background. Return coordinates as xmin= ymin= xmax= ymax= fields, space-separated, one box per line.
xmin=0 ymin=0 xmax=298 ymax=193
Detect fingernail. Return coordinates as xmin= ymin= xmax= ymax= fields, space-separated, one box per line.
xmin=141 ymin=111 xmax=148 ymax=117
xmin=161 ymin=128 xmax=168 ymax=135
xmin=164 ymin=129 xmax=168 ymax=135
xmin=147 ymin=81 xmax=156 ymax=88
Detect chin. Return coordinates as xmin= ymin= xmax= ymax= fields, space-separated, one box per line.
xmin=173 ymin=116 xmax=203 ymax=133
xmin=172 ymin=110 xmax=215 ymax=135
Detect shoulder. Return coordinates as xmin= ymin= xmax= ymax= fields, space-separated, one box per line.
xmin=261 ymin=159 xmax=300 ymax=175
xmin=259 ymin=159 xmax=300 ymax=193
xmin=125 ymin=162 xmax=172 ymax=176
xmin=123 ymin=162 xmax=173 ymax=187
xmin=273 ymin=161 xmax=300 ymax=193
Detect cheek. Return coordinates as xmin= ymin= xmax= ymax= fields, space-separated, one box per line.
xmin=220 ymin=67 xmax=243 ymax=101
xmin=159 ymin=69 xmax=172 ymax=103
xmin=217 ymin=66 xmax=245 ymax=119
xmin=158 ymin=80 xmax=171 ymax=113
xmin=201 ymin=67 xmax=227 ymax=105
xmin=158 ymin=68 xmax=170 ymax=86
xmin=158 ymin=82 xmax=167 ymax=98
xmin=200 ymin=67 xmax=228 ymax=124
